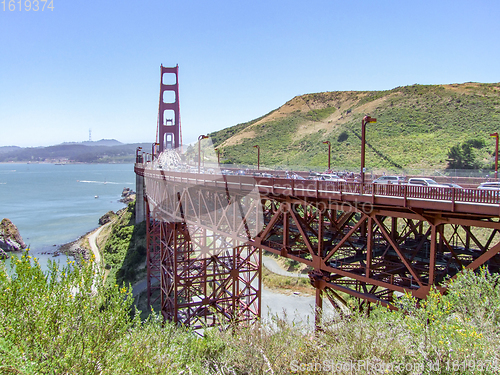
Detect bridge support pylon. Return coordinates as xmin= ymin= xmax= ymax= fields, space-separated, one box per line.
xmin=143 ymin=175 xmax=263 ymax=330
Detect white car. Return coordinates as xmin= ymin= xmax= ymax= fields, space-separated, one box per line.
xmin=443 ymin=183 xmax=463 ymax=189
xmin=315 ymin=174 xmax=346 ymax=182
xmin=478 ymin=182 xmax=500 ymax=190
xmin=407 ymin=178 xmax=449 ymax=188
xmin=372 ymin=176 xmax=405 ymax=184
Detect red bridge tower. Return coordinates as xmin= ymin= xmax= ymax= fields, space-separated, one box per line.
xmin=157 ymin=65 xmax=181 ymax=152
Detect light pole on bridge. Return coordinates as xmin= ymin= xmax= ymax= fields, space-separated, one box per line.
xmin=491 ymin=132 xmax=499 ymax=180
xmin=152 ymin=143 xmax=159 ymax=160
xmin=361 ymin=116 xmax=377 ymax=184
xmin=215 ymin=148 xmax=221 ymax=165
xmin=253 ymin=145 xmax=260 ymax=170
xmin=198 ymin=135 xmax=209 ymax=173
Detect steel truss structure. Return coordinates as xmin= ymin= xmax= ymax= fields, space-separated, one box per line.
xmin=253 ymin=195 xmax=500 ymax=320
xmin=144 ymin=174 xmax=262 ymax=329
xmin=138 ymin=166 xmax=500 ymax=327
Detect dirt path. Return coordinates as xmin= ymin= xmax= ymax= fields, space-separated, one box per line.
xmin=262 ymin=254 xmax=308 ymax=278
xmin=87 ymin=224 xmax=109 ymax=265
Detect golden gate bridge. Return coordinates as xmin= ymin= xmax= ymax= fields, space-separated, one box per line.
xmin=134 ymin=65 xmax=500 ymax=329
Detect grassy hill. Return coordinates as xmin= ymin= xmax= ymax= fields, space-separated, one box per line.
xmin=209 ymin=82 xmax=500 ymax=171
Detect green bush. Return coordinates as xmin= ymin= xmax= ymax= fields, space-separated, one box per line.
xmin=0 ymin=254 xmax=137 ymax=374
xmin=1 ymin=253 xmax=500 ymax=374
xmin=101 ymin=201 xmax=147 ymax=288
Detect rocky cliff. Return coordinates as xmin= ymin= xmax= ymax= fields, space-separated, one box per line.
xmin=0 ymin=218 xmax=27 ymax=257
xmin=119 ymin=187 xmax=136 ymax=204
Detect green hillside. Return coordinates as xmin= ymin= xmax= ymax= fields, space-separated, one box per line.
xmin=209 ymin=82 xmax=500 ymax=171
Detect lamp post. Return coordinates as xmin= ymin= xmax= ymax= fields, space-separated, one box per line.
xmin=323 ymin=141 xmax=331 ymax=170
xmin=198 ymin=135 xmax=209 ymax=173
xmin=151 ymin=143 xmax=158 ymax=160
xmin=136 ymin=147 xmax=142 ymax=163
xmin=361 ymin=116 xmax=377 ymax=184
xmin=215 ymin=148 xmax=221 ymax=165
xmin=491 ymin=132 xmax=499 ymax=180
xmin=253 ymin=145 xmax=260 ymax=170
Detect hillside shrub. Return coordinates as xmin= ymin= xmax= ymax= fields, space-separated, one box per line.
xmin=101 ymin=201 xmax=147 ymax=288
xmin=1 ymin=253 xmax=500 ymax=374
xmin=0 ymin=254 xmax=137 ymax=374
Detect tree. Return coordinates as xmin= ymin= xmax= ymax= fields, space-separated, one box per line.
xmin=446 ymin=140 xmax=483 ymax=169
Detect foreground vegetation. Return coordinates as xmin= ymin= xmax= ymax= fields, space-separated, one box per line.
xmin=1 ymin=251 xmax=500 ymax=374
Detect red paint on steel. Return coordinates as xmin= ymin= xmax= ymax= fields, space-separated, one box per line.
xmin=157 ymin=65 xmax=181 ymax=153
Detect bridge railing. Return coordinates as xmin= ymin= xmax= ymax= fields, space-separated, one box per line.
xmin=135 ymin=165 xmax=500 ymax=208
xmin=370 ymin=183 xmax=500 ymax=204
xmin=252 ymin=177 xmax=500 ymax=205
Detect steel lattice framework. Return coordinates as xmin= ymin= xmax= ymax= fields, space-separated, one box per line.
xmin=143 ymin=168 xmax=263 ymax=328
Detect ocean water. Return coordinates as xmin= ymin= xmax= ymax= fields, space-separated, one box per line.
xmin=0 ymin=163 xmax=135 ymax=265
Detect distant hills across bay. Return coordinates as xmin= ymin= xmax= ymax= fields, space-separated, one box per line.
xmin=0 ymin=140 xmax=151 ymax=163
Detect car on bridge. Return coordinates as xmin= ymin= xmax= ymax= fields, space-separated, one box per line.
xmin=311 ymin=173 xmax=346 ymax=182
xmin=286 ymin=172 xmax=305 ymax=180
xmin=372 ymin=175 xmax=406 ymax=184
xmin=478 ymin=181 xmax=500 ymax=190
xmin=254 ymin=172 xmax=274 ymax=178
xmin=407 ymin=178 xmax=449 ymax=188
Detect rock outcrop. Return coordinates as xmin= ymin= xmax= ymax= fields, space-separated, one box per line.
xmin=0 ymin=218 xmax=27 ymax=253
xmin=119 ymin=187 xmax=136 ymax=204
xmin=99 ymin=211 xmax=117 ymax=225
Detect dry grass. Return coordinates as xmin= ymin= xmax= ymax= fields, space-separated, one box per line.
xmin=262 ymin=266 xmax=314 ymax=295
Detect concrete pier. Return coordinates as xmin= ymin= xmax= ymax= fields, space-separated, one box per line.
xmin=135 ymin=173 xmax=146 ymax=223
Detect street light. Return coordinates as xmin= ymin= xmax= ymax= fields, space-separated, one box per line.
xmin=322 ymin=141 xmax=331 ymax=170
xmin=361 ymin=116 xmax=377 ymax=184
xmin=151 ymin=143 xmax=159 ymax=160
xmin=198 ymin=135 xmax=209 ymax=173
xmin=253 ymin=145 xmax=260 ymax=170
xmin=136 ymin=147 xmax=142 ymax=164
xmin=491 ymin=132 xmax=499 ymax=180
xmin=215 ymin=148 xmax=221 ymax=165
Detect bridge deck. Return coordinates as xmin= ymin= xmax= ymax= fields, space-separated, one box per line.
xmin=136 ymin=165 xmax=500 ymax=217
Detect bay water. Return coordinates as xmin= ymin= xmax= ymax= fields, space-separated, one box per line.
xmin=0 ymin=163 xmax=329 ymax=326
xmin=0 ymin=163 xmax=135 ymax=266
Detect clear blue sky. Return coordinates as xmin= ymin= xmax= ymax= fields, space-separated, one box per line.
xmin=1 ymin=0 xmax=499 ymax=147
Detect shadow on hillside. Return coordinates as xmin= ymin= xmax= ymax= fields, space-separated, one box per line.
xmin=115 ymin=206 xmax=147 ymax=287
xmin=350 ymin=129 xmax=403 ymax=169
